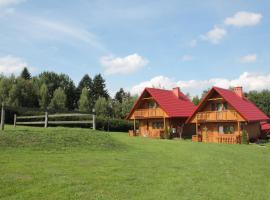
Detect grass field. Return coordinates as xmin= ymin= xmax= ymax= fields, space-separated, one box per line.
xmin=0 ymin=125 xmax=269 ymax=200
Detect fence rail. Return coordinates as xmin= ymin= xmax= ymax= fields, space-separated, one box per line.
xmin=14 ymin=112 xmax=96 ymax=129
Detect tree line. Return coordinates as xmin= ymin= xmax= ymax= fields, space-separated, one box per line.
xmin=0 ymin=67 xmax=137 ymax=119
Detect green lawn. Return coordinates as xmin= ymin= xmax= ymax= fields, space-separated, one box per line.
xmin=0 ymin=126 xmax=269 ymax=200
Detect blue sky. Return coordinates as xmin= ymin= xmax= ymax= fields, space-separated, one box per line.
xmin=0 ymin=0 xmax=270 ymax=96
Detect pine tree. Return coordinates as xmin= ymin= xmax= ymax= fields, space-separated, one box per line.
xmin=192 ymin=96 xmax=200 ymax=105
xmin=39 ymin=83 xmax=49 ymax=109
xmin=92 ymin=74 xmax=109 ymax=102
xmin=76 ymin=74 xmax=93 ymax=108
xmin=49 ymin=87 xmax=67 ymax=110
xmin=20 ymin=67 xmax=31 ymax=80
xmin=78 ymin=87 xmax=91 ymax=112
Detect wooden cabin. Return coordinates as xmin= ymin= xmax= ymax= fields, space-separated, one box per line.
xmin=126 ymin=87 xmax=196 ymax=138
xmin=187 ymin=86 xmax=269 ymax=144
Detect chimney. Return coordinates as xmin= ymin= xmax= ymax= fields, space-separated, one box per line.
xmin=233 ymin=86 xmax=243 ymax=98
xmin=172 ymin=87 xmax=181 ymax=98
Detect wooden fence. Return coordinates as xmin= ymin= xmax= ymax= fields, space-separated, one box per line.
xmin=14 ymin=112 xmax=96 ymax=130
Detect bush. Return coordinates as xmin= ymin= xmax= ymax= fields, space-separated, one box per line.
xmin=241 ymin=130 xmax=249 ymax=144
xmin=96 ymin=117 xmax=133 ymax=132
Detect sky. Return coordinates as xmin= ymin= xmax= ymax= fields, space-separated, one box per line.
xmin=0 ymin=0 xmax=270 ymax=97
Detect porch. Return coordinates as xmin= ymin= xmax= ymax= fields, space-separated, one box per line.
xmin=192 ymin=133 xmax=241 ymax=144
xmin=128 ymin=129 xmax=165 ymax=138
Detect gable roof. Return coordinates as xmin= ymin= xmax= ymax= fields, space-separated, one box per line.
xmin=187 ymin=86 xmax=269 ymax=123
xmin=126 ymin=87 xmax=196 ymax=119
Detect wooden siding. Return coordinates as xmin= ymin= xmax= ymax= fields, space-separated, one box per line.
xmin=196 ymin=110 xmax=239 ymax=122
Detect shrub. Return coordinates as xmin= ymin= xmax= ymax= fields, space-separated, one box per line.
xmin=241 ymin=130 xmax=249 ymax=144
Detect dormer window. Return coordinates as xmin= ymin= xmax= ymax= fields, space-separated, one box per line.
xmin=148 ymin=101 xmax=157 ymax=109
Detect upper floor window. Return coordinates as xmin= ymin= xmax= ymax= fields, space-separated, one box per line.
xmin=148 ymin=101 xmax=157 ymax=109
xmin=210 ymin=102 xmax=228 ymax=111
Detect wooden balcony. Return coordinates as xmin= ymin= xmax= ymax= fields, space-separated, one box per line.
xmin=192 ymin=133 xmax=241 ymax=144
xmin=133 ymin=108 xmax=165 ymax=118
xmin=196 ymin=110 xmax=238 ymax=122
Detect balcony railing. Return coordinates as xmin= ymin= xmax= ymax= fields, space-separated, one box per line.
xmin=134 ymin=108 xmax=164 ymax=118
xmin=196 ymin=110 xmax=238 ymax=122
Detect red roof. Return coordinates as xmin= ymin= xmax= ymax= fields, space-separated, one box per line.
xmin=187 ymin=86 xmax=269 ymax=123
xmin=260 ymin=121 xmax=270 ymax=134
xmin=126 ymin=87 xmax=196 ymax=119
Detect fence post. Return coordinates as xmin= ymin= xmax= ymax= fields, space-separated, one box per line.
xmin=14 ymin=114 xmax=17 ymax=128
xmin=92 ymin=109 xmax=96 ymax=130
xmin=44 ymin=111 xmax=48 ymax=128
xmin=0 ymin=103 xmax=5 ymax=131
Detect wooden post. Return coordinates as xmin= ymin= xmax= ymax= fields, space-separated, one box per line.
xmin=92 ymin=109 xmax=96 ymax=130
xmin=0 ymin=103 xmax=5 ymax=131
xmin=44 ymin=111 xmax=48 ymax=128
xmin=14 ymin=114 xmax=17 ymax=128
xmin=133 ymin=118 xmax=136 ymax=131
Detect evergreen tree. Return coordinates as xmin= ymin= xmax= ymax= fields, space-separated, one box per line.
xmin=192 ymin=96 xmax=200 ymax=105
xmin=49 ymin=87 xmax=67 ymax=110
xmin=76 ymin=74 xmax=93 ymax=108
xmin=39 ymin=83 xmax=49 ymax=109
xmin=114 ymin=88 xmax=130 ymax=103
xmin=20 ymin=67 xmax=31 ymax=80
xmin=92 ymin=74 xmax=109 ymax=102
xmin=78 ymin=87 xmax=91 ymax=112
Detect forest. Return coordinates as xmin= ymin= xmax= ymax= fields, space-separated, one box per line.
xmin=0 ymin=67 xmax=270 ymax=127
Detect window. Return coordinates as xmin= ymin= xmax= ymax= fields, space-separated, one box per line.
xmin=148 ymin=101 xmax=157 ymax=108
xmin=217 ymin=103 xmax=223 ymax=111
xmin=223 ymin=102 xmax=228 ymax=110
xmin=211 ymin=103 xmax=216 ymax=111
xmin=152 ymin=121 xmax=163 ymax=129
xmin=223 ymin=125 xmax=235 ymax=134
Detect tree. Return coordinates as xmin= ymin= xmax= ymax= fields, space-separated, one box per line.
xmin=49 ymin=87 xmax=67 ymax=110
xmin=192 ymin=96 xmax=200 ymax=105
xmin=20 ymin=67 xmax=31 ymax=80
xmin=247 ymin=90 xmax=270 ymax=116
xmin=78 ymin=87 xmax=91 ymax=112
xmin=92 ymin=74 xmax=109 ymax=102
xmin=39 ymin=83 xmax=49 ymax=109
xmin=201 ymin=88 xmax=210 ymax=99
xmin=39 ymin=72 xmax=76 ymax=110
xmin=0 ymin=77 xmax=13 ymax=104
xmin=95 ymin=97 xmax=110 ymax=117
xmin=114 ymin=88 xmax=130 ymax=103
xmin=76 ymin=74 xmax=93 ymax=108
xmin=8 ymin=78 xmax=38 ymax=108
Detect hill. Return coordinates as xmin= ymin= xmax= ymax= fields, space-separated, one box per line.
xmin=0 ymin=126 xmax=269 ymax=200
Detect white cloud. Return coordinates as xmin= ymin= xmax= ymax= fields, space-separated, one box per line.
xmin=201 ymin=26 xmax=227 ymax=44
xmin=181 ymin=55 xmax=193 ymax=61
xmin=0 ymin=55 xmax=34 ymax=75
xmin=100 ymin=53 xmax=148 ymax=75
xmin=240 ymin=54 xmax=257 ymax=63
xmin=130 ymin=72 xmax=270 ymax=97
xmin=224 ymin=11 xmax=262 ymax=27
xmin=0 ymin=0 xmax=25 ymax=8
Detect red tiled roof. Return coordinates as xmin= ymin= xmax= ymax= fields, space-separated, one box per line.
xmin=126 ymin=88 xmax=196 ymax=119
xmin=260 ymin=121 xmax=270 ymax=134
xmin=187 ymin=86 xmax=269 ymax=123
xmin=214 ymin=87 xmax=269 ymax=122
